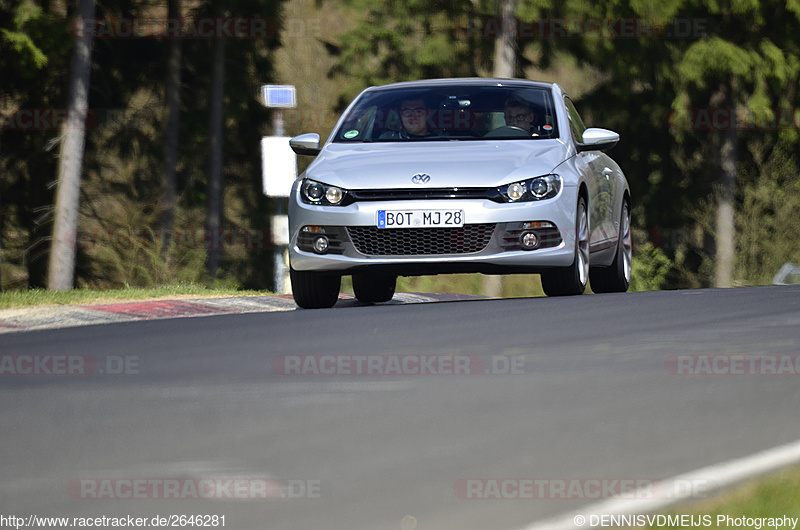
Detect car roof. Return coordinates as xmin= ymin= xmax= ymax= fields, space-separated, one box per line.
xmin=364 ymin=78 xmax=558 ymax=93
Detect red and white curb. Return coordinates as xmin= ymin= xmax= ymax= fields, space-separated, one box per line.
xmin=0 ymin=292 xmax=481 ymax=335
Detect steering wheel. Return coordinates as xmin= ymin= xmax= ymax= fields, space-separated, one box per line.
xmin=445 ymin=129 xmax=482 ymax=138
xmin=483 ymin=126 xmax=531 ymax=139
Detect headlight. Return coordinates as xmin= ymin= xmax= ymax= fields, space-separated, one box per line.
xmin=301 ymin=179 xmax=348 ymax=205
xmin=325 ymin=186 xmax=343 ymax=204
xmin=507 ymin=182 xmax=526 ymax=201
xmin=304 ymin=181 xmax=325 ymax=201
xmin=499 ymin=174 xmax=562 ymax=202
xmin=530 ymin=178 xmax=550 ymax=198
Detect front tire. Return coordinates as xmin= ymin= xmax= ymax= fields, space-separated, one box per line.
xmin=290 ymin=268 xmax=341 ymax=309
xmin=541 ymin=196 xmax=589 ymax=297
xmin=590 ymin=201 xmax=632 ymax=293
xmin=352 ymin=274 xmax=397 ymax=304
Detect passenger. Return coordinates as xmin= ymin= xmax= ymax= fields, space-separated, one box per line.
xmin=503 ymin=96 xmax=540 ymax=136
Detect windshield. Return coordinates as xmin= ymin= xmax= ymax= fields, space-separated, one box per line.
xmin=333 ymin=85 xmax=559 ymax=143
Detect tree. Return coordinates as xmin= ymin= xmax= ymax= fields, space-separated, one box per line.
xmin=327 ymin=0 xmax=496 ymax=103
xmin=516 ymin=0 xmax=800 ymax=288
xmin=206 ymin=32 xmax=225 ymax=280
xmin=494 ymin=0 xmax=518 ymax=78
xmin=670 ymin=8 xmax=800 ymax=286
xmin=2 ymin=0 xmax=287 ymax=291
xmin=0 ymin=0 xmax=49 ymax=71
xmin=47 ymin=0 xmax=96 ymax=290
xmin=1 ymin=0 xmax=70 ymax=289
xmin=0 ymin=0 xmax=43 ymax=287
xmin=160 ymin=0 xmax=183 ymax=245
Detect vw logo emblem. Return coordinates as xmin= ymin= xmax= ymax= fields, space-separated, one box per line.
xmin=411 ymin=173 xmax=431 ymax=184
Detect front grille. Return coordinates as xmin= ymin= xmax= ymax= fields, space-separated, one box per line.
xmin=349 ymin=188 xmax=502 ymax=202
xmin=347 ymin=224 xmax=495 ymax=256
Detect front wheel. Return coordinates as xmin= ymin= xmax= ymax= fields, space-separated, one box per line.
xmin=541 ymin=196 xmax=589 ymax=297
xmin=590 ymin=201 xmax=632 ymax=293
xmin=352 ymin=274 xmax=397 ymax=304
xmin=290 ymin=268 xmax=341 ymax=309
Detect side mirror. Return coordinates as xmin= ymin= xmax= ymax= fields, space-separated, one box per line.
xmin=577 ymin=128 xmax=619 ymax=152
xmin=290 ymin=133 xmax=321 ymax=156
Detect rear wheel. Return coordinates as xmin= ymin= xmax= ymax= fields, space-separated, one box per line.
xmin=541 ymin=196 xmax=589 ymax=297
xmin=590 ymin=201 xmax=632 ymax=293
xmin=352 ymin=273 xmax=397 ymax=304
xmin=290 ymin=268 xmax=341 ymax=309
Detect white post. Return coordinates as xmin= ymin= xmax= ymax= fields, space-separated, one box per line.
xmin=260 ymin=86 xmax=297 ymax=293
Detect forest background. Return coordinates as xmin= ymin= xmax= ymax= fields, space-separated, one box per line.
xmin=1 ymin=0 xmax=799 ymax=294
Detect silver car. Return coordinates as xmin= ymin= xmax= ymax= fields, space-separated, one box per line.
xmin=288 ymin=78 xmax=631 ymax=308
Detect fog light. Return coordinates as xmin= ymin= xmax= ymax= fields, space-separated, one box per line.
xmin=313 ymin=236 xmax=329 ymax=254
xmin=520 ymin=231 xmax=538 ymax=250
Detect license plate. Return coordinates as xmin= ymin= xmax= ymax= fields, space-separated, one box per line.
xmin=377 ymin=210 xmax=464 ymax=229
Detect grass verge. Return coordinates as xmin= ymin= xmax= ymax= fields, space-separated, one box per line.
xmin=623 ymin=465 xmax=800 ymax=528
xmin=0 ymin=283 xmax=273 ymax=310
xmin=1 ymin=274 xmax=556 ymax=310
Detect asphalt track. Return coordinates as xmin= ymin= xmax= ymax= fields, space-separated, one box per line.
xmin=2 ymin=286 xmax=800 ymax=530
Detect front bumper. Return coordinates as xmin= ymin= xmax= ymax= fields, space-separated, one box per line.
xmin=288 ymin=185 xmax=579 ymax=275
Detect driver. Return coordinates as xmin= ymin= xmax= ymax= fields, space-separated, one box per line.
xmin=503 ymin=96 xmax=539 ymax=136
xmin=399 ymin=97 xmax=435 ymax=138
xmin=378 ymin=96 xmax=438 ymax=140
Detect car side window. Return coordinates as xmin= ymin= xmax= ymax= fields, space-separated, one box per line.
xmin=563 ymin=96 xmax=586 ymax=144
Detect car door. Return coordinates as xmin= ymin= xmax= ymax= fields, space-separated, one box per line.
xmin=562 ymin=95 xmax=612 ymax=249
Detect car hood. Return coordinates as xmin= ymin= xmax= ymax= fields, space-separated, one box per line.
xmin=305 ymin=140 xmax=571 ymax=189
